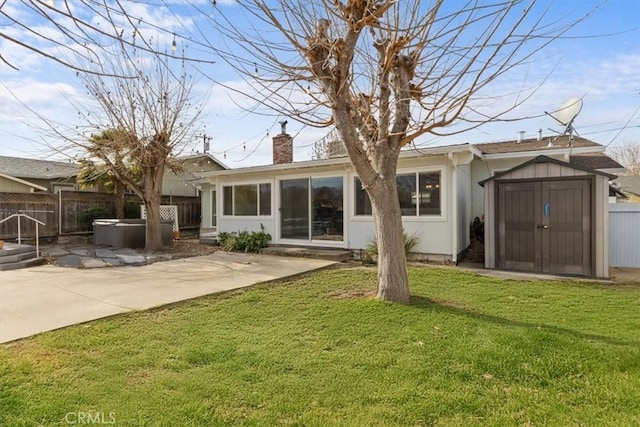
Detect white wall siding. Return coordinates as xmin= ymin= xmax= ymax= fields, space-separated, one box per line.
xmin=212 ymin=155 xmax=458 ymax=257
xmin=220 ymin=218 xmax=276 ymax=237
xmin=456 ymin=164 xmax=472 ymax=257
xmin=609 ymin=203 xmax=640 ymax=268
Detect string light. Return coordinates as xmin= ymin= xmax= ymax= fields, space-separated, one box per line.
xmin=46 ymin=0 xmax=54 ymax=6
xmin=171 ymin=34 xmax=177 ymax=52
xmin=253 ymin=62 xmax=259 ymax=78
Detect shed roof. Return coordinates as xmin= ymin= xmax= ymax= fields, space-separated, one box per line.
xmin=0 ymin=156 xmax=78 ymax=180
xmin=479 ymin=155 xmax=617 ymax=186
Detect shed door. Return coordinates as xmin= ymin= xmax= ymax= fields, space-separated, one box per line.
xmin=498 ymin=179 xmax=591 ymax=276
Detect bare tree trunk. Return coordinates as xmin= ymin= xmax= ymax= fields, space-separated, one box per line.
xmin=143 ymin=192 xmax=163 ymax=252
xmin=142 ymin=162 xmax=166 ymax=252
xmin=368 ymin=177 xmax=410 ymax=303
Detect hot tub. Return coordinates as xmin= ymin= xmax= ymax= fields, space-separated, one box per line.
xmin=92 ymin=219 xmax=173 ymax=249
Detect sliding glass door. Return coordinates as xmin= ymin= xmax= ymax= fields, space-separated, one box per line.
xmin=280 ymin=178 xmax=309 ymax=239
xmin=280 ymin=176 xmax=343 ymax=242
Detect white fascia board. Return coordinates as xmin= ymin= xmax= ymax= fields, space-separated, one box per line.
xmin=599 ymin=168 xmax=626 ymax=176
xmin=0 ymin=172 xmax=48 ymax=191
xmin=481 ymin=145 xmax=605 ymax=160
xmin=198 ymin=144 xmax=476 ymax=179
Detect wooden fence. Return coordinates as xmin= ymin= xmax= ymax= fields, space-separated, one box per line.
xmin=0 ymin=191 xmax=201 ymax=239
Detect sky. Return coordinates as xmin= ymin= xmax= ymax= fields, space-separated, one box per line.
xmin=0 ymin=0 xmax=639 ymax=168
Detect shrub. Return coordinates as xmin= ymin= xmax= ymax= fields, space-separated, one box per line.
xmin=124 ymin=201 xmax=141 ymax=219
xmin=217 ymin=224 xmax=271 ymax=253
xmin=366 ymin=230 xmax=420 ymax=262
xmin=80 ymin=206 xmax=115 ymax=230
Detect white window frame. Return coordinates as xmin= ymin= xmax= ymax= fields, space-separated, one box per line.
xmin=276 ymin=171 xmax=347 ymax=247
xmin=221 ymin=180 xmax=274 ymax=219
xmin=351 ymin=166 xmax=447 ymax=222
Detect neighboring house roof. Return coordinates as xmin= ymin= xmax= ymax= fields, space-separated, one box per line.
xmin=0 ymin=172 xmax=48 ymax=191
xmin=475 ymin=135 xmax=600 ymax=155
xmin=569 ymin=152 xmax=625 ymax=171
xmin=175 ymin=152 xmax=229 ymax=170
xmin=478 ymin=155 xmax=617 ymax=186
xmin=614 ymin=175 xmax=640 ymax=196
xmin=0 ymin=155 xmax=78 ymax=179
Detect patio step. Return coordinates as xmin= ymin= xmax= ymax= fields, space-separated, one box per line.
xmin=199 ymin=237 xmax=218 ymax=246
xmin=0 ymin=250 xmax=38 ymax=264
xmin=0 ymin=243 xmax=45 ymax=270
xmin=0 ymin=257 xmax=46 ymax=271
xmin=259 ymin=246 xmax=351 ymax=262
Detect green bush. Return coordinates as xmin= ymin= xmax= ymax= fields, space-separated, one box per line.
xmin=217 ymin=224 xmax=271 ymax=253
xmin=366 ymin=230 xmax=420 ymax=262
xmin=80 ymin=206 xmax=115 ymax=230
xmin=124 ymin=201 xmax=141 ymax=219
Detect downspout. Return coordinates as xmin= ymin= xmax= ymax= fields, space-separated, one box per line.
xmin=448 ymin=152 xmax=458 ymax=264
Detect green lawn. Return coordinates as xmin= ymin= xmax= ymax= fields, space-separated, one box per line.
xmin=1 ymin=266 xmax=639 ymax=426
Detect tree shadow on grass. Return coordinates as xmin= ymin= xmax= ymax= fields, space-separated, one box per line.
xmin=408 ymin=295 xmax=640 ymax=348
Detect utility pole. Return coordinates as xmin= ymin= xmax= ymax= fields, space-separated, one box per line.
xmin=201 ymin=134 xmax=212 ymax=153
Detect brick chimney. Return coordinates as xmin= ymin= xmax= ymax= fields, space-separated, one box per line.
xmin=273 ymin=120 xmax=293 ymax=164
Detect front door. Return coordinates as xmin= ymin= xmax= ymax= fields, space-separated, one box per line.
xmin=498 ymin=179 xmax=591 ymax=276
xmin=279 ymin=177 xmax=344 ymax=242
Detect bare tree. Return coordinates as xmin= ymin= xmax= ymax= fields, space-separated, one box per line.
xmin=2 ymin=1 xmax=598 ymax=301
xmin=77 ymin=48 xmax=201 ymax=250
xmin=28 ymin=43 xmax=202 ymax=251
xmin=610 ymin=143 xmax=640 ymax=176
xmin=197 ymin=1 xmax=594 ymax=302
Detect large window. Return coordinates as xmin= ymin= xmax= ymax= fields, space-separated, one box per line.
xmin=354 ymin=171 xmax=441 ymax=216
xmin=222 ymin=183 xmax=272 ymax=216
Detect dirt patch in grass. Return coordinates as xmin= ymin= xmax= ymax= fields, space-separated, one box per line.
xmin=327 ymin=288 xmax=376 ymax=299
xmin=610 ymin=267 xmax=640 ymax=285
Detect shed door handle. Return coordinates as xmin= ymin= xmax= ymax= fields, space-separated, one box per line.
xmin=535 ymin=225 xmax=548 ymax=229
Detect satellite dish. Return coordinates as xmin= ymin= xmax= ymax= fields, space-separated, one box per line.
xmin=555 ymin=98 xmax=583 ymax=129
xmin=544 ymin=97 xmax=583 ymax=143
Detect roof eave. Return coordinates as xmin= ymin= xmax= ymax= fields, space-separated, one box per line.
xmin=480 ymin=145 xmax=605 ymax=159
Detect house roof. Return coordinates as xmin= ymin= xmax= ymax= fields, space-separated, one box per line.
xmin=569 ymin=152 xmax=624 ymax=171
xmin=478 ymin=155 xmax=617 ymax=186
xmin=198 ymin=143 xmax=477 ymax=178
xmin=614 ymin=175 xmax=640 ymax=196
xmin=0 ymin=172 xmax=48 ymax=191
xmin=0 ymin=156 xmax=78 ymax=180
xmin=475 ymin=135 xmax=600 ymax=155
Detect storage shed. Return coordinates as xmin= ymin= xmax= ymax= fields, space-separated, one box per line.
xmin=480 ymin=155 xmax=615 ymax=278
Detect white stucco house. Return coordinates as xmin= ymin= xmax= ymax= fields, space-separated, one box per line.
xmin=197 ymin=130 xmax=623 ymax=278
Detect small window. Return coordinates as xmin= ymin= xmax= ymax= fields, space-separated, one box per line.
xmin=354 ymin=178 xmax=372 ymax=216
xmin=259 ymin=183 xmax=271 ymax=216
xmin=396 ymin=174 xmax=416 ymax=216
xmin=223 ymin=183 xmax=272 ymax=216
xmin=223 ymin=186 xmax=233 ymax=216
xmin=418 ymin=172 xmax=441 ymax=216
xmin=234 ymin=184 xmax=258 ymax=215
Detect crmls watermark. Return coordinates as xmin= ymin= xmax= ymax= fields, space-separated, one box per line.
xmin=64 ymin=412 xmax=116 ymax=425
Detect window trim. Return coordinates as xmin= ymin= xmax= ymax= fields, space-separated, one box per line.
xmin=221 ymin=180 xmax=274 ymax=218
xmin=352 ymin=167 xmax=446 ymax=221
